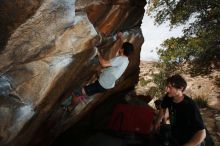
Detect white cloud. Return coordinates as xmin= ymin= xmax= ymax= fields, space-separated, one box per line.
xmin=140 ymin=13 xmax=183 ymax=61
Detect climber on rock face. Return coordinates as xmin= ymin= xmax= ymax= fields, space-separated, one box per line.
xmin=62 ymin=32 xmax=134 ymax=111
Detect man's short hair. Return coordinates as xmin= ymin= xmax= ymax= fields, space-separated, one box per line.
xmin=122 ymin=42 xmax=134 ymax=56
xmin=166 ymin=74 xmax=187 ymax=91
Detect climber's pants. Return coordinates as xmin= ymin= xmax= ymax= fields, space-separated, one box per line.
xmin=84 ymin=80 xmax=106 ymax=96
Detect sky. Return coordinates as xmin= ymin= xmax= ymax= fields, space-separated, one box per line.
xmin=140 ymin=12 xmax=184 ymax=61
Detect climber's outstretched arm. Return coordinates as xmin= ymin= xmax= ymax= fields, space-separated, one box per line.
xmin=97 ymin=50 xmax=111 ymax=67
xmin=116 ymin=32 xmax=123 ymax=44
xmin=97 ymin=32 xmax=124 ymax=67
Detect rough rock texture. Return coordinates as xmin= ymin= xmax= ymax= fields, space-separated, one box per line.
xmin=200 ymin=108 xmax=220 ymax=146
xmin=0 ymin=0 xmax=42 ymax=50
xmin=0 ymin=0 xmax=146 ymax=146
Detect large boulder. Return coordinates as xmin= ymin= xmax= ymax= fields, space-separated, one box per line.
xmin=0 ymin=0 xmax=146 ymax=145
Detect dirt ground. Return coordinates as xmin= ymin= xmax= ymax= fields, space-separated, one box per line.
xmin=200 ymin=107 xmax=220 ymax=146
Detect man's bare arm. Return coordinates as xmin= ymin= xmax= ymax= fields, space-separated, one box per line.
xmin=183 ymin=129 xmax=206 ymax=146
xmin=154 ymin=108 xmax=166 ymax=130
xmin=97 ymin=50 xmax=111 ymax=67
xmin=97 ymin=32 xmax=124 ymax=67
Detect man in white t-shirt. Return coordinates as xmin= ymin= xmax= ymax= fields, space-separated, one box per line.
xmin=63 ymin=32 xmax=134 ymax=110
xmin=82 ymin=41 xmax=133 ymax=96
xmin=81 ymin=32 xmax=133 ymax=96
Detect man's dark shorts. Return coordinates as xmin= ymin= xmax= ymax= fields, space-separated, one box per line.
xmin=84 ymin=80 xmax=106 ymax=96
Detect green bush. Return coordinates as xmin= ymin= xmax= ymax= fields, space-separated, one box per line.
xmin=139 ymin=78 xmax=151 ymax=87
xmin=194 ymin=96 xmax=208 ymax=108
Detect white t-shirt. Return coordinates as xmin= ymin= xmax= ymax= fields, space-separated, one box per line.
xmin=98 ymin=56 xmax=129 ymax=89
